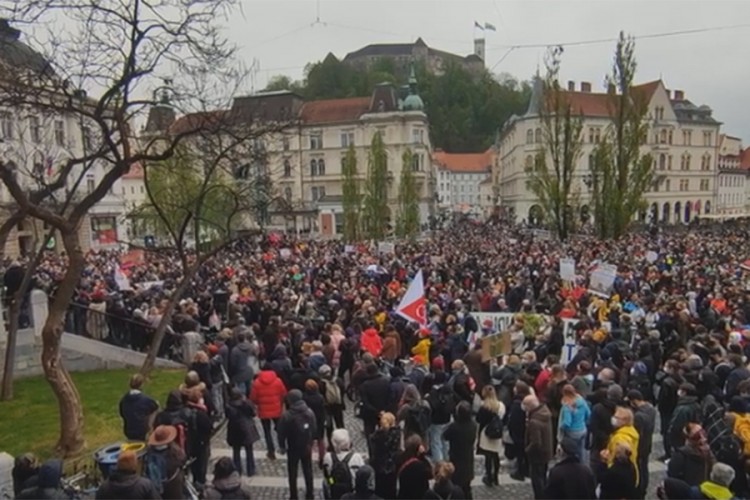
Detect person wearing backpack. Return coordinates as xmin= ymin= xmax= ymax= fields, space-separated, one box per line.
xmin=397 ymin=384 xmax=431 ymax=443
xmin=476 ymin=385 xmax=506 ymax=487
xmin=278 ymin=389 xmax=318 ymax=500
xmin=443 ymin=401 xmax=477 ymax=499
xmin=425 ymin=373 xmax=454 ymax=462
xmin=225 ymin=388 xmax=260 ymax=477
xmin=145 ymin=425 xmax=186 ymax=500
xmin=202 ymin=457 xmax=253 ymax=500
xmin=319 ymin=365 xmax=346 ymax=445
xmin=323 ymin=429 xmax=365 ymax=500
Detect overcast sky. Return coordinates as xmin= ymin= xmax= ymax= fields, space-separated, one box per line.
xmin=230 ymin=0 xmax=750 ymax=140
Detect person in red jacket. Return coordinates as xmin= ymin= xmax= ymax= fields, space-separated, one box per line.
xmin=250 ymin=364 xmax=287 ymax=460
xmin=361 ymin=324 xmax=383 ymax=358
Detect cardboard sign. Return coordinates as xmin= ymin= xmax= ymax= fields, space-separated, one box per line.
xmin=588 ymin=263 xmax=617 ymax=298
xmin=481 ymin=331 xmax=511 ymax=362
xmin=378 ymin=242 xmax=395 ymax=255
xmin=559 ymin=258 xmax=576 ymax=282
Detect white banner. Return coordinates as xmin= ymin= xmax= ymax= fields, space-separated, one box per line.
xmin=470 ymin=312 xmax=580 ymax=365
xmin=378 ymin=242 xmax=395 ymax=255
xmin=559 ymin=258 xmax=576 ymax=282
xmin=645 ymin=251 xmax=658 ymax=263
xmin=588 ymin=263 xmax=617 ymax=298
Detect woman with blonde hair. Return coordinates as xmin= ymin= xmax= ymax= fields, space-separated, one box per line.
xmin=476 ymin=385 xmax=506 ymax=487
xmin=369 ymin=412 xmax=402 ymax=499
xmin=423 ymin=461 xmax=465 ymax=499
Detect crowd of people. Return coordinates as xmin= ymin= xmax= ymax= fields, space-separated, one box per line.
xmin=8 ymin=220 xmax=750 ymax=499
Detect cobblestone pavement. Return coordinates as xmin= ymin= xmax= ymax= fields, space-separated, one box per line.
xmin=208 ymin=403 xmax=669 ymax=499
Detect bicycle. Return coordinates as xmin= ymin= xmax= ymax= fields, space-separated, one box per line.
xmin=61 ymin=471 xmax=98 ymax=500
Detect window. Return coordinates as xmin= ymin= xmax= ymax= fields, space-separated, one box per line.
xmin=668 ymin=130 xmax=673 ymax=145
xmin=284 ymin=187 xmax=292 ymax=201
xmin=341 ymin=131 xmax=355 ymax=148
xmin=82 ymin=126 xmax=93 ymax=151
xmin=90 ymin=216 xmax=117 ymax=245
xmin=29 ymin=116 xmax=41 ymax=143
xmin=140 ymin=185 xmax=144 ymax=194
xmin=703 ymin=131 xmax=713 ymax=147
xmin=411 ymin=154 xmax=423 ymax=172
xmin=318 ymin=158 xmax=326 ymax=176
xmin=681 ymin=154 xmax=691 ymax=171
xmin=283 ymin=159 xmax=291 ymax=178
xmin=588 ymin=127 xmax=601 ymax=144
xmin=310 ymin=159 xmax=317 ymax=176
xmin=310 ymin=132 xmax=323 ymax=150
xmin=665 ymin=179 xmax=671 ymax=191
xmin=311 ymin=186 xmax=326 ymax=201
xmin=54 ymin=120 xmax=65 ymax=147
xmin=0 ymin=112 xmax=12 ymax=139
xmin=683 ymin=129 xmax=692 ymax=145
xmin=130 ymin=186 xmax=135 ymax=194
xmin=86 ymin=174 xmax=95 ymax=194
xmin=679 ymin=179 xmax=689 ymax=191
xmin=282 ymin=135 xmax=290 ymax=151
xmin=668 ymin=155 xmax=673 ymax=170
xmin=703 ymin=154 xmax=712 ymax=171
xmin=700 ymin=179 xmax=710 ymax=191
xmin=412 ymin=128 xmax=424 ymax=144
xmin=526 ymin=129 xmax=533 ymax=144
xmin=659 ymin=154 xmax=666 ymax=170
xmin=525 ymin=155 xmax=534 ymax=170
xmin=659 ymin=130 xmax=667 ymax=144
xmin=535 ymin=128 xmax=542 ymax=143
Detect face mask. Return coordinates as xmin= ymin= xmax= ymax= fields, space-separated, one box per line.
xmin=611 ymin=417 xmax=619 ymax=428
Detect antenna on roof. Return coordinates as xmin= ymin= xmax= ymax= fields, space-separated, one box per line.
xmin=312 ymin=0 xmax=326 ymax=26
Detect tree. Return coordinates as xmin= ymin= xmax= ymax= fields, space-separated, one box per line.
xmin=341 ymin=144 xmax=360 ymax=241
xmin=361 ymin=132 xmax=389 ymax=240
xmin=525 ymin=46 xmax=584 ymax=240
xmin=396 ymin=148 xmax=420 ymax=238
xmin=0 ymin=0 xmax=241 ymax=456
xmin=590 ymin=32 xmax=654 ymax=239
xmin=263 ymin=75 xmax=304 ymax=94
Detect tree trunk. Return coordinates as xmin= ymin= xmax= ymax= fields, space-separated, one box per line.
xmin=140 ymin=267 xmax=197 ymax=376
xmin=42 ymin=230 xmax=87 ymax=456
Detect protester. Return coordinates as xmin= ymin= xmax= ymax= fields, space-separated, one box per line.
xmin=599 ymin=443 xmax=639 ymax=500
xmin=319 ymin=364 xmax=346 ymax=446
xmin=423 ymin=461 xmax=465 ymax=500
xmin=250 ymin=363 xmax=287 ymax=460
xmin=661 ymin=462 xmax=737 ymax=500
xmin=119 ymin=373 xmax=159 ymax=442
xmin=522 ymin=395 xmax=553 ymax=500
xmin=558 ymin=383 xmax=591 ymax=465
xmin=145 ymin=425 xmax=186 ymax=500
xmin=397 ymin=435 xmax=432 ymax=500
xmin=95 ymin=450 xmax=160 ymax=499
xmin=278 ymin=389 xmax=317 ymax=500
xmin=17 ymin=459 xmax=67 ymax=500
xmin=667 ymin=422 xmax=716 ymax=487
xmin=442 ymin=401 xmax=477 ymax=499
xmin=225 ymin=388 xmax=260 ymax=477
xmin=322 ymin=429 xmax=365 ymax=500
xmin=12 ymin=453 xmax=39 ymax=496
xmin=476 ymin=385 xmax=505 ymax=487
xmin=543 ymin=436 xmax=597 ymax=500
xmin=341 ymin=465 xmax=381 ymax=500
xmin=202 ymin=457 xmax=253 ymax=500
xmin=628 ymin=389 xmax=657 ymax=498
xmin=230 ymin=332 xmax=257 ymax=395
xmin=369 ymin=411 xmax=402 ymax=500
xmin=302 ymin=378 xmax=327 ymax=469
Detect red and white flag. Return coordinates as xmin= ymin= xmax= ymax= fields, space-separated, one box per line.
xmin=396 ymin=270 xmax=426 ymax=325
xmin=114 ymin=264 xmax=131 ymax=291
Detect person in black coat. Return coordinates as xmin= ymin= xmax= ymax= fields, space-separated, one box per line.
xmin=423 ymin=461 xmax=465 ymax=500
xmin=543 ymin=436 xmax=597 ymax=500
xmin=370 ymin=412 xmax=402 ymax=500
xmin=507 ymin=381 xmax=531 ymax=481
xmin=397 ymin=435 xmax=433 ymax=500
xmin=359 ymin=364 xmax=391 ymax=453
xmin=118 ymin=373 xmax=158 ymax=441
xmin=598 ymin=446 xmax=638 ymax=500
xmin=589 ymin=384 xmax=622 ymax=469
xmin=302 ymin=378 xmax=327 ymax=468
xmin=225 ymin=389 xmax=260 ymax=477
xmin=442 ymin=401 xmax=477 ymax=499
xmin=95 ymin=450 xmax=160 ymax=500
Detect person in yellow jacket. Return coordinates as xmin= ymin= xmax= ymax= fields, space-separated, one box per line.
xmin=601 ymin=406 xmax=640 ymax=486
xmin=411 ymin=328 xmax=431 ymax=368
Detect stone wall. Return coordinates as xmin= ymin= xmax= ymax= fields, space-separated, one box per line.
xmin=0 ymin=290 xmax=182 ymax=379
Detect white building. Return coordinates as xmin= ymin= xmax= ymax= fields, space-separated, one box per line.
xmin=433 ymin=149 xmax=493 ymax=214
xmin=0 ymin=20 xmax=128 ymax=257
xmin=158 ymin=72 xmax=436 ymax=238
xmin=495 ymin=79 xmax=721 ymax=226
xmin=716 ymin=135 xmax=747 ymax=216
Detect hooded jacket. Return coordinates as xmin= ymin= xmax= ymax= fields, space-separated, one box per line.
xmin=95 ymin=470 xmax=160 ymax=499
xmin=277 ymin=395 xmax=317 ymax=455
xmin=202 ymin=471 xmax=253 ymax=500
xmin=250 ymin=369 xmax=288 ymax=419
xmin=667 ymin=443 xmax=713 ymax=487
xmin=361 ymin=328 xmax=383 ymax=357
xmin=17 ymin=460 xmax=67 ymax=500
xmin=229 ymin=340 xmax=257 ymax=384
xmin=606 ymin=424 xmax=640 ymax=485
xmin=268 ymin=344 xmax=292 ymax=387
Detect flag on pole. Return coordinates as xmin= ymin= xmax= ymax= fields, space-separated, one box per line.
xmin=474 ymin=21 xmax=484 ymax=30
xmin=484 ymin=22 xmax=497 ymax=31
xmin=395 ymin=270 xmax=426 ymax=325
xmin=114 ymin=264 xmax=132 ymax=291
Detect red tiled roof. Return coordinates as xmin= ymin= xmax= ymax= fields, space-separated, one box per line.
xmin=122 ymin=162 xmax=143 ymax=180
xmin=433 ymin=149 xmax=493 ymax=173
xmin=558 ymin=80 xmax=661 ymax=118
xmin=299 ymin=97 xmax=371 ymax=125
xmin=741 ymin=148 xmax=750 ymax=170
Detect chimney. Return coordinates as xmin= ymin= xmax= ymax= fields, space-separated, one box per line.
xmin=567 ymin=81 xmax=575 ymax=91
xmin=0 ymin=19 xmax=20 ymax=41
xmin=580 ymin=81 xmax=591 ymax=93
xmin=674 ymin=90 xmax=685 ymax=101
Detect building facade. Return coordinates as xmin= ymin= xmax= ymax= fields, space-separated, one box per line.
xmin=433 ymin=149 xmax=493 ymax=215
xmin=495 ymin=79 xmax=721 ymax=226
xmin=0 ymin=21 xmax=128 ymax=257
xmin=716 ymin=134 xmax=747 ymax=215
xmin=153 ymin=76 xmax=436 ymax=238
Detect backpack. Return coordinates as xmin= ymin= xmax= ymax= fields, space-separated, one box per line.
xmin=324 ymin=380 xmax=342 ymax=406
xmin=325 ymin=451 xmax=355 ymax=499
xmin=291 ymin=409 xmax=315 ymax=448
xmin=484 ymin=412 xmax=504 ymax=439
xmin=429 ymin=384 xmax=456 ymax=423
xmin=143 ymin=450 xmax=169 ymax=494
xmin=406 ymin=404 xmax=431 ymax=437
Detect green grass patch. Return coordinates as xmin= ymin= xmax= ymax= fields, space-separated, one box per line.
xmin=0 ymin=368 xmax=184 ymax=459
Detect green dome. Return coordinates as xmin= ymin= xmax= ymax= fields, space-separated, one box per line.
xmin=402 ymin=93 xmax=424 ymax=111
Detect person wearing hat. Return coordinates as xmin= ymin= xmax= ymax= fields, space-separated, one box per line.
xmin=543 ymin=436 xmax=597 ymax=499
xmin=202 ymin=457 xmax=253 ymax=500
xmin=144 ymin=425 xmax=186 ymax=499
xmin=95 ymin=450 xmax=160 ymax=499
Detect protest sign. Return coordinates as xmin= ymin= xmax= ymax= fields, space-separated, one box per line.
xmin=378 ymin=242 xmax=395 ymax=255
xmin=559 ymin=258 xmax=576 ymax=282
xmin=646 ymin=251 xmax=658 ymax=263
xmin=588 ymin=263 xmax=617 ymax=298
xmin=280 ymin=248 xmax=292 ymax=259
